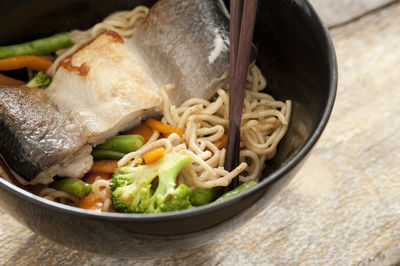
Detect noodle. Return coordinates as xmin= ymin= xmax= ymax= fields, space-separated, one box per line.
xmin=42 ymin=5 xmax=291 ymax=206
xmin=116 ymin=64 xmax=290 ymax=190
xmin=39 ymin=187 xmax=80 ymax=206
xmin=92 ymin=179 xmax=112 ymax=212
xmin=151 ymin=72 xmax=290 ymax=189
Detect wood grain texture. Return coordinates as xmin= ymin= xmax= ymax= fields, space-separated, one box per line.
xmin=311 ymin=0 xmax=397 ymax=27
xmin=1 ymin=2 xmax=400 ymax=265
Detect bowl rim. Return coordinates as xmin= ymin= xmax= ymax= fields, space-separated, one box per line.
xmin=0 ymin=0 xmax=337 ymax=224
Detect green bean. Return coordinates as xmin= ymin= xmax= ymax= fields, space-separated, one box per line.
xmin=49 ymin=178 xmax=92 ymax=198
xmin=95 ymin=135 xmax=145 ymax=154
xmin=0 ymin=33 xmax=72 ymax=59
xmin=190 ymin=187 xmax=221 ymax=206
xmin=216 ymin=180 xmax=257 ymax=202
xmin=91 ymin=150 xmax=126 ymax=160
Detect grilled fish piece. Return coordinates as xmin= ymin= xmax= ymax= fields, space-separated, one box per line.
xmin=0 ymin=87 xmax=92 ymax=184
xmin=132 ymin=0 xmax=231 ymax=105
xmin=46 ymin=31 xmax=162 ymax=145
xmin=0 ymin=0 xmax=233 ymax=184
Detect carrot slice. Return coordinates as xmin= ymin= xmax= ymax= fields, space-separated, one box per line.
xmin=213 ymin=134 xmax=228 ymax=150
xmin=0 ymin=73 xmax=24 ymax=86
xmin=0 ymin=56 xmax=52 ymax=71
xmin=146 ymin=118 xmax=183 ymax=138
xmin=90 ymin=160 xmax=118 ymax=174
xmin=80 ymin=173 xmax=112 ymax=212
xmin=143 ymin=146 xmax=165 ymax=164
xmin=124 ymin=122 xmax=153 ymax=142
xmin=79 ymin=191 xmax=104 ymax=212
xmin=79 ymin=174 xmax=115 ymax=212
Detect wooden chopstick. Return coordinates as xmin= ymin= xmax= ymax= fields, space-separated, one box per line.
xmin=229 ymin=0 xmax=243 ymax=81
xmin=225 ymin=0 xmax=258 ymax=191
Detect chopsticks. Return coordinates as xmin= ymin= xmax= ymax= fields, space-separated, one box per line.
xmin=224 ymin=0 xmax=258 ymax=191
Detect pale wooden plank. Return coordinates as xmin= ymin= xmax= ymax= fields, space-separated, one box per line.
xmin=311 ymin=0 xmax=396 ymax=27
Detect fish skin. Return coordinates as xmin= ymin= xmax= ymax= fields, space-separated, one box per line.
xmin=0 ymin=87 xmax=88 ymax=182
xmin=0 ymin=1 xmax=238 ymax=184
xmin=132 ymin=0 xmax=231 ymax=105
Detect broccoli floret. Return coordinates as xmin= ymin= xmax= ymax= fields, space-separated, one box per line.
xmin=26 ymin=71 xmax=51 ymax=89
xmin=111 ymin=152 xmax=192 ymax=213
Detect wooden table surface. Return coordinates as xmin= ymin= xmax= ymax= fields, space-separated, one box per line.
xmin=1 ymin=0 xmax=400 ymax=265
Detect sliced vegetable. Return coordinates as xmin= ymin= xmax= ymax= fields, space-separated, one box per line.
xmin=0 ymin=33 xmax=72 ymax=59
xmin=213 ymin=134 xmax=228 ymax=150
xmin=91 ymin=149 xmax=126 ymax=160
xmin=215 ymin=180 xmax=257 ymax=202
xmin=49 ymin=178 xmax=92 ymax=198
xmin=83 ymin=172 xmax=111 ymax=185
xmin=79 ymin=191 xmax=104 ymax=212
xmin=0 ymin=56 xmax=52 ymax=72
xmin=95 ymin=134 xmax=145 ymax=154
xmin=90 ymin=160 xmax=118 ymax=174
xmin=143 ymin=146 xmax=165 ymax=164
xmin=146 ymin=118 xmax=183 ymax=137
xmin=190 ymin=187 xmax=221 ymax=206
xmin=26 ymin=71 xmax=51 ymax=89
xmin=80 ymin=174 xmax=114 ymax=212
xmin=0 ymin=73 xmax=24 ymax=86
xmin=124 ymin=122 xmax=153 ymax=142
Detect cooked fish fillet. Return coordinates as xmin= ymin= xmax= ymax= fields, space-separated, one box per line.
xmin=0 ymin=0 xmax=232 ymax=185
xmin=132 ymin=0 xmax=231 ymax=105
xmin=0 ymin=87 xmax=92 ymax=184
xmin=46 ymin=32 xmax=162 ymax=145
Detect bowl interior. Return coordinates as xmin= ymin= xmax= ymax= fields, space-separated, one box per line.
xmin=0 ymin=0 xmax=334 ymax=176
xmin=255 ymin=0 xmax=336 ymax=176
xmin=0 ymin=0 xmax=336 ymax=236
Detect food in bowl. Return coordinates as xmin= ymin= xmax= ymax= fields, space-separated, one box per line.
xmin=0 ymin=0 xmax=291 ymax=214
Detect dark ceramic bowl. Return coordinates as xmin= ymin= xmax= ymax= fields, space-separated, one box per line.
xmin=0 ymin=0 xmax=337 ymax=258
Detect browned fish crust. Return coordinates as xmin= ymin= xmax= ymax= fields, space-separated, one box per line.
xmin=0 ymin=86 xmax=87 ymax=181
